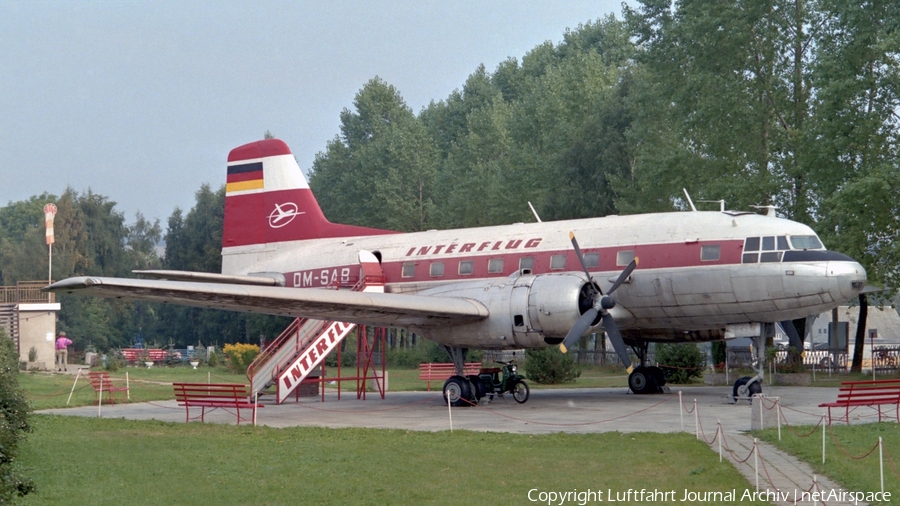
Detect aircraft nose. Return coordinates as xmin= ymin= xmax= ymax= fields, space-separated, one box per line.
xmin=826 ymin=260 xmax=867 ymax=301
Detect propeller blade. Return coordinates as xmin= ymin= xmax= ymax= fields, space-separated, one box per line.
xmin=560 ymin=307 xmax=598 ymax=354
xmin=602 ymin=313 xmax=633 ymax=372
xmin=607 ymin=257 xmax=639 ymax=295
xmin=568 ymin=231 xmax=595 ymax=284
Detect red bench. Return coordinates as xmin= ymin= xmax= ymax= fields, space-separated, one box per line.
xmin=418 ymin=362 xmax=482 ymax=391
xmin=87 ymin=371 xmax=129 ymax=404
xmin=121 ymin=348 xmax=169 ymax=364
xmin=819 ymin=379 xmax=900 ymax=424
xmin=173 ymin=383 xmax=262 ymax=425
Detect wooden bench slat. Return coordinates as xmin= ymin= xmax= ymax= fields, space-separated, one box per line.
xmin=818 ymin=379 xmax=900 ymax=424
xmin=417 ymin=363 xmax=482 ymax=391
xmin=172 ymin=382 xmax=262 ymax=425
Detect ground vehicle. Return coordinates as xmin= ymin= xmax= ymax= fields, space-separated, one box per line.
xmin=442 ymin=360 xmax=530 ymax=406
xmin=471 ymin=360 xmax=530 ymax=404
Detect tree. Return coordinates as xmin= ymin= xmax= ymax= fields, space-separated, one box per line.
xmin=310 ymin=77 xmax=438 ymax=232
xmin=0 ymin=329 xmax=33 ymax=501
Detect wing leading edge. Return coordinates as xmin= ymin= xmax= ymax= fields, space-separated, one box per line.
xmin=45 ymin=277 xmax=489 ymax=328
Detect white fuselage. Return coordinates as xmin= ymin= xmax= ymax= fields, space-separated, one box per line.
xmin=221 ymin=211 xmax=866 ymax=350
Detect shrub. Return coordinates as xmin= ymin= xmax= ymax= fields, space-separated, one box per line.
xmin=0 ymin=328 xmax=34 ymax=500
xmin=222 ymin=343 xmax=260 ymax=374
xmin=524 ymin=347 xmax=580 ymax=384
xmin=711 ymin=341 xmax=727 ymax=371
xmin=656 ymin=343 xmax=705 ymax=384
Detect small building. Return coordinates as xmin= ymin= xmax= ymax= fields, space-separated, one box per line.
xmin=0 ymin=282 xmax=60 ymax=369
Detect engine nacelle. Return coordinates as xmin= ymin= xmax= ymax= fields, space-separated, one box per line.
xmin=408 ymin=272 xmax=588 ymax=350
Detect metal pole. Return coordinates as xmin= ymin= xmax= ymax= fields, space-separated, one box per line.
xmin=66 ymin=369 xmax=81 ymax=406
xmin=126 ymin=371 xmax=130 ymax=400
xmin=879 ymin=437 xmax=884 ymax=494
xmin=447 ymin=393 xmax=453 ymax=432
xmin=679 ymin=391 xmax=683 ymax=430
xmin=98 ymin=375 xmax=103 ymax=418
xmin=777 ymin=400 xmax=781 ymax=441
xmin=48 ymin=243 xmax=52 ymax=302
xmin=822 ymin=413 xmax=826 ymax=464
xmin=717 ymin=420 xmax=722 ymax=463
xmin=694 ymin=399 xmax=699 ymax=440
xmin=754 ymin=438 xmax=759 ymax=493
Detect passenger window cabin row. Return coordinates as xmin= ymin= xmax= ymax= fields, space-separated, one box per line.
xmin=400 ymin=245 xmax=720 ymax=279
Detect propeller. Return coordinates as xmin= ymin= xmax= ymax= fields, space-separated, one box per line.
xmin=560 ymin=231 xmax=638 ymax=373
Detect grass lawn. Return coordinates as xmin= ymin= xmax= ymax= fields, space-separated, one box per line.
xmin=755 ymin=422 xmax=900 ymax=504
xmin=20 ymin=367 xmax=248 ymax=410
xmin=19 ymin=415 xmax=759 ymax=506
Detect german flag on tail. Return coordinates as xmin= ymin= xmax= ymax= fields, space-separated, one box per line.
xmin=226 ymin=162 xmax=263 ymax=193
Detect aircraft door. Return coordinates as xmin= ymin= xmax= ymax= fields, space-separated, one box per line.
xmin=510 ymin=276 xmax=541 ymax=347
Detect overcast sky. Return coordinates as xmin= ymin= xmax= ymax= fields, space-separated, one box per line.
xmin=1 ymin=1 xmax=624 ymax=224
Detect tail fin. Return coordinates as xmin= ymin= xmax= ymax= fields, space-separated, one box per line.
xmin=223 ymin=139 xmax=395 ymax=249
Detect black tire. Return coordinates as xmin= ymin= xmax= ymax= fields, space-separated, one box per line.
xmin=467 ymin=374 xmax=486 ymax=401
xmin=512 ymin=380 xmax=530 ymax=403
xmin=733 ymin=376 xmax=755 ymax=399
xmin=648 ymin=366 xmax=666 ymax=387
xmin=748 ymin=380 xmax=762 ymax=396
xmin=629 ymin=367 xmax=656 ymax=394
xmin=442 ymin=376 xmax=473 ymax=407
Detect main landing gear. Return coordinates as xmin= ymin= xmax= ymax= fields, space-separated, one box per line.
xmin=730 ymin=323 xmax=771 ymax=403
xmin=441 ymin=345 xmax=475 ymax=407
xmin=627 ymin=341 xmax=669 ymax=395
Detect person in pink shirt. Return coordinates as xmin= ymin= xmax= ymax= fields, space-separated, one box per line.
xmin=55 ymin=331 xmax=72 ymax=372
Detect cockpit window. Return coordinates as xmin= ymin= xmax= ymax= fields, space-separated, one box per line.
xmin=761 ymin=236 xmax=775 ymax=251
xmin=744 ymin=237 xmax=760 ymax=252
xmin=777 ymin=236 xmax=789 ymax=250
xmin=789 ymin=235 xmax=824 ymax=250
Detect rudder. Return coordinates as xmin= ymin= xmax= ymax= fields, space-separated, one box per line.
xmin=223 ymin=139 xmax=394 ymax=249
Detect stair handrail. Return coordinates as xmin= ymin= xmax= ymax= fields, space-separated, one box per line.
xmin=244 ymin=273 xmax=379 ymax=383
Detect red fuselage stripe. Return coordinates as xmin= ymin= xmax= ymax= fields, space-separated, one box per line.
xmin=285 ymin=240 xmax=744 ymax=287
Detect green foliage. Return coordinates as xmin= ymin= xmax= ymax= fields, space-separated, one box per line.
xmin=0 ymin=329 xmax=34 ymax=500
xmin=656 ymin=343 xmax=706 ymax=384
xmin=524 ymin=347 xmax=581 ymax=384
xmin=711 ymin=341 xmax=727 ymax=370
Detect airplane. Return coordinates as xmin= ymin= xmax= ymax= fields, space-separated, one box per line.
xmin=46 ymin=138 xmax=867 ymax=404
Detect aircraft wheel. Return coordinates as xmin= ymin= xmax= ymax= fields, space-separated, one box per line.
xmin=443 ymin=376 xmax=473 ymax=407
xmin=732 ymin=376 xmax=761 ymax=399
xmin=512 ymin=380 xmax=530 ymax=404
xmin=628 ymin=367 xmax=657 ymax=394
xmin=648 ymin=366 xmax=666 ymax=388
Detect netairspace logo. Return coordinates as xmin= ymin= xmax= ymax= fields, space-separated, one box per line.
xmin=526 ymin=488 xmax=891 ymax=505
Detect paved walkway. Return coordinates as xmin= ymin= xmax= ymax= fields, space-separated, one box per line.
xmin=39 ymin=384 xmax=889 ymax=504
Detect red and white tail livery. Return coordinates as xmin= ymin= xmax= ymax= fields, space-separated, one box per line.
xmin=223 ymin=139 xmax=394 ymax=249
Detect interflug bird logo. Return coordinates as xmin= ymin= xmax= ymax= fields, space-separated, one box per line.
xmin=268 ymin=202 xmax=304 ymax=228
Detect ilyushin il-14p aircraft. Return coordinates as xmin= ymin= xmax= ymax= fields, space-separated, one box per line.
xmin=47 ymin=139 xmax=867 ymax=405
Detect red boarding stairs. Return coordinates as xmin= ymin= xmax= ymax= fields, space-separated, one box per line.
xmin=246 ymin=251 xmax=385 ymax=404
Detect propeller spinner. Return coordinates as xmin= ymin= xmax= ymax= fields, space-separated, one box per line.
xmin=560 ymin=232 xmax=638 ymax=373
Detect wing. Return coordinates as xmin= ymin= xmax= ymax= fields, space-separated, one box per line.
xmin=45 ymin=277 xmax=489 ymax=328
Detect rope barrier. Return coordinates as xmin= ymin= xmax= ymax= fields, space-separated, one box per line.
xmin=826 ymin=424 xmax=881 ymax=460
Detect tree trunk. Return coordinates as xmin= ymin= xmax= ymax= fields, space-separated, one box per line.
xmin=850 ymin=294 xmax=868 ymax=373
